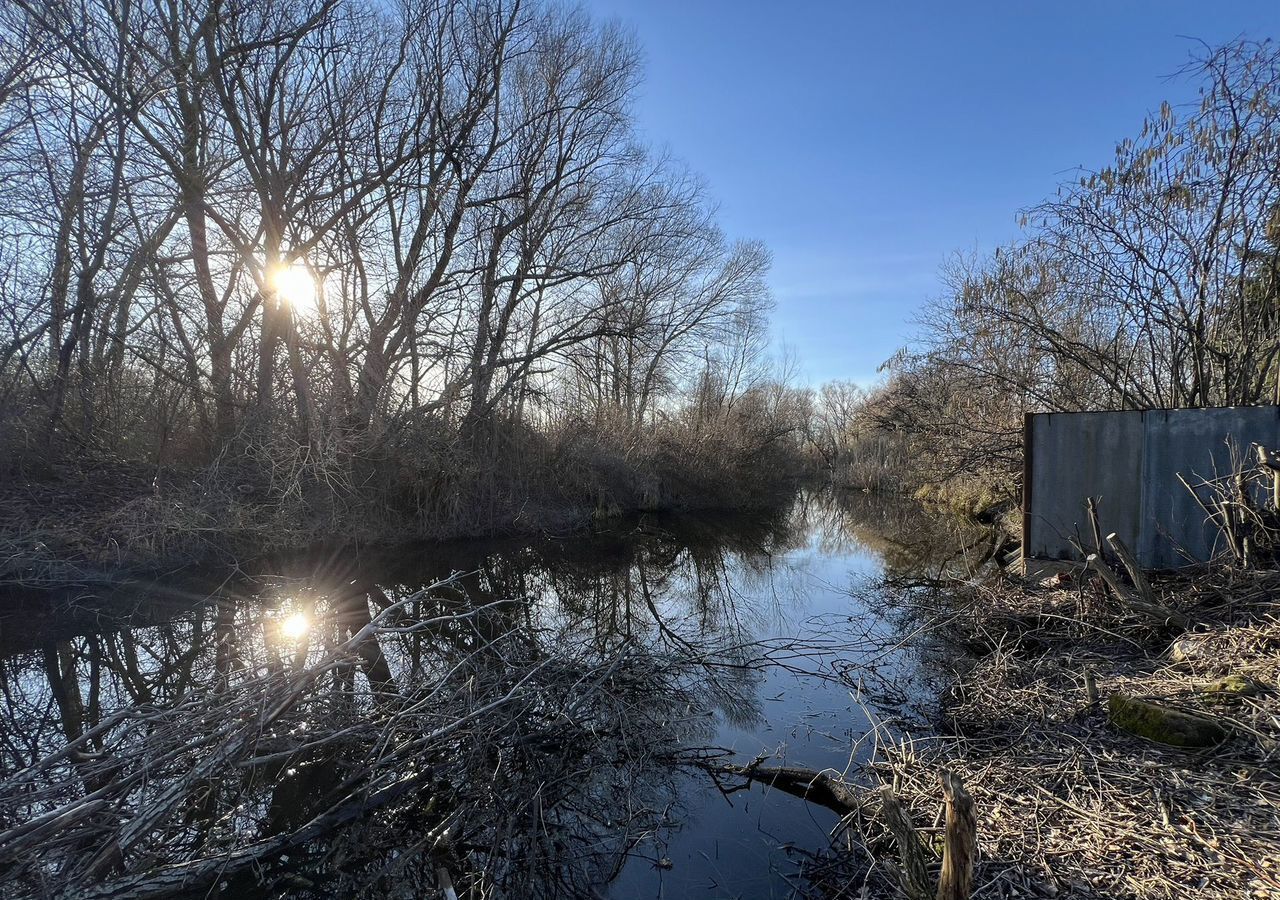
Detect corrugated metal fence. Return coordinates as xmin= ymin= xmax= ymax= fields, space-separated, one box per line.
xmin=1023 ymin=406 xmax=1280 ymax=570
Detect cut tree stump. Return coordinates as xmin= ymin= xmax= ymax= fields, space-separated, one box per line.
xmin=937 ymin=770 xmax=976 ymax=900
xmin=1086 ymin=552 xmax=1188 ymax=629
xmin=878 ymin=785 xmax=932 ymax=900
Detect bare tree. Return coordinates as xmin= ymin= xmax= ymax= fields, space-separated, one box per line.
xmin=875 ymin=40 xmax=1280 ymax=498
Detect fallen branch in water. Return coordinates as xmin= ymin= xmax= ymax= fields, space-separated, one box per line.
xmin=701 ymin=756 xmax=980 ymax=900
xmin=706 ymin=759 xmax=866 ymax=816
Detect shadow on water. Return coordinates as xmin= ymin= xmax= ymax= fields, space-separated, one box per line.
xmin=0 ymin=490 xmax=986 ymax=899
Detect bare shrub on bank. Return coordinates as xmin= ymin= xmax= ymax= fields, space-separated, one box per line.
xmin=835 ymin=41 xmax=1280 ymax=505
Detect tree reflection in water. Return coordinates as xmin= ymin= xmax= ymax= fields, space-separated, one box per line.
xmin=0 ymin=494 xmax=981 ymax=898
xmin=0 ymin=504 xmax=847 ymax=899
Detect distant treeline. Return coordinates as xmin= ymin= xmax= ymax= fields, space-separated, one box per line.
xmin=807 ymin=40 xmax=1280 ymax=514
xmin=0 ymin=0 xmax=812 ymax=568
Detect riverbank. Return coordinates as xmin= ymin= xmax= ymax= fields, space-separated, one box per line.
xmin=0 ymin=419 xmax=805 ymax=587
xmin=819 ymin=564 xmax=1280 ymax=899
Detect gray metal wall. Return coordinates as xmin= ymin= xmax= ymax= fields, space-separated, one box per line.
xmin=1024 ymin=406 xmax=1280 ymax=569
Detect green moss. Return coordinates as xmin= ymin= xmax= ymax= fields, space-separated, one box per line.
xmin=1107 ymin=694 xmax=1226 ymax=747
xmin=1195 ymin=674 xmax=1264 ymax=701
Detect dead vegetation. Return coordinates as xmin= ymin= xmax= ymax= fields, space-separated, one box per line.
xmin=808 ymin=563 xmax=1280 ymax=900
xmin=0 ymin=406 xmax=805 ymax=587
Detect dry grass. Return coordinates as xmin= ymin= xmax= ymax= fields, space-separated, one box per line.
xmin=816 ymin=567 xmax=1280 ymax=899
xmin=0 ymin=410 xmax=805 ymax=586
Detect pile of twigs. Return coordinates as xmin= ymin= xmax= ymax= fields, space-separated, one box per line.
xmin=824 ymin=566 xmax=1280 ymax=899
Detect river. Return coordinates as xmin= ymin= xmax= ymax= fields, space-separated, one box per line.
xmin=0 ymin=490 xmax=980 ymax=898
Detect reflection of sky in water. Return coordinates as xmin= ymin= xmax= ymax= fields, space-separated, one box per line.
xmin=0 ymin=491 xmax=953 ymax=899
xmin=609 ymin=498 xmax=903 ymax=899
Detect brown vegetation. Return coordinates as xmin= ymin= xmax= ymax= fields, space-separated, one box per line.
xmin=0 ymin=390 xmax=808 ymax=584
xmin=0 ymin=0 xmax=809 ymax=580
xmin=787 ymin=519 xmax=1280 ymax=899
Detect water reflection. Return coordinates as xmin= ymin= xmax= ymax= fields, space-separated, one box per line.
xmin=0 ymin=491 xmax=981 ymax=898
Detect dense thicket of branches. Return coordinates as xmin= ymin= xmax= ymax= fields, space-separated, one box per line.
xmin=814 ymin=40 xmax=1280 ymax=504
xmin=0 ymin=0 xmax=803 ymax=558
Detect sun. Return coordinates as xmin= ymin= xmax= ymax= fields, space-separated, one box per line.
xmin=279 ymin=611 xmax=311 ymax=640
xmin=268 ymin=261 xmax=317 ymax=314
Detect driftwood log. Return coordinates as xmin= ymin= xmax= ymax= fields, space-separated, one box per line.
xmin=713 ymin=761 xmax=864 ymax=816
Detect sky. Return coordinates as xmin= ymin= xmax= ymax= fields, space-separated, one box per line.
xmin=584 ymin=0 xmax=1280 ymax=386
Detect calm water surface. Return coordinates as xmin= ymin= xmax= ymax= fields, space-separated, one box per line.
xmin=0 ymin=491 xmax=970 ymax=898
xmin=608 ymin=499 xmax=909 ymax=898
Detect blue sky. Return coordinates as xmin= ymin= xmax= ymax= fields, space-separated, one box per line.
xmin=584 ymin=0 xmax=1280 ymax=386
